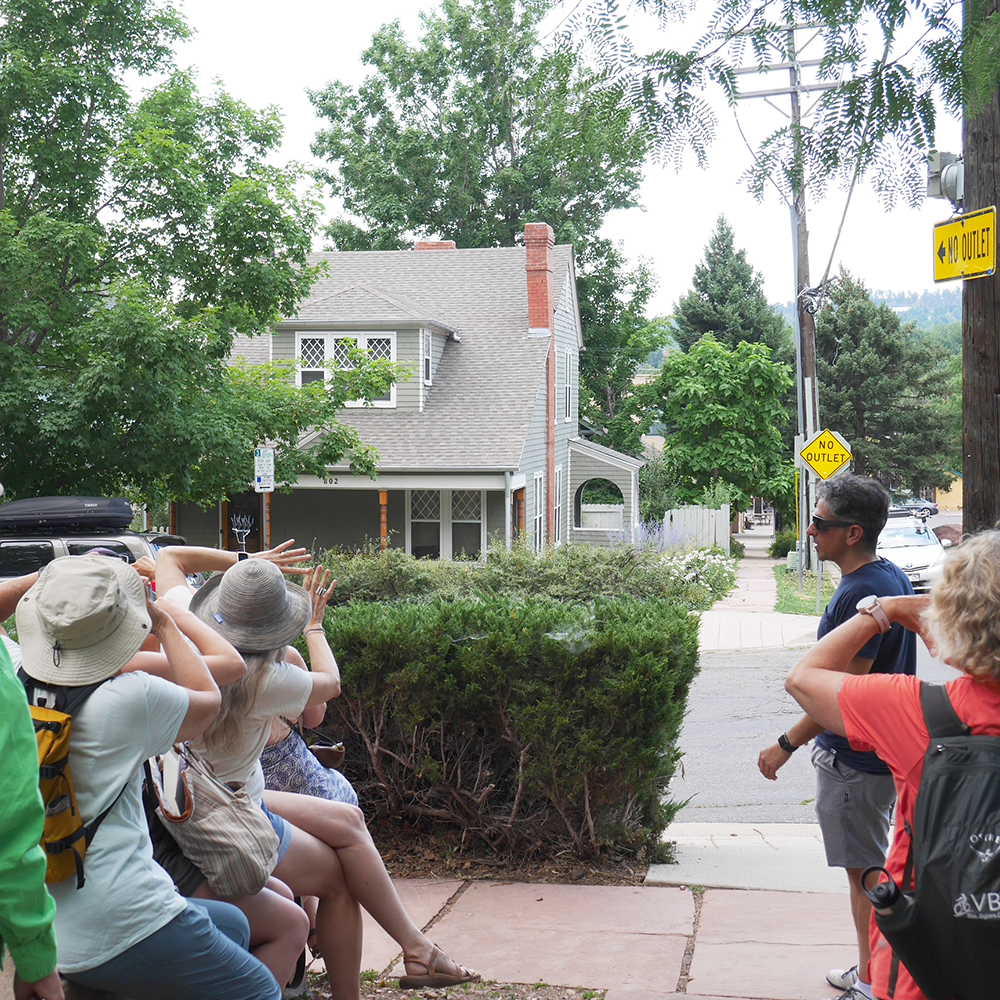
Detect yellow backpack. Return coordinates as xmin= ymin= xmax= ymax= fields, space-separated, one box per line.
xmin=19 ymin=670 xmax=124 ymax=889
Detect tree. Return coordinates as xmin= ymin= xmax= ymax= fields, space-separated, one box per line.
xmin=309 ymin=0 xmax=648 ymax=252
xmin=650 ymin=335 xmax=792 ymax=508
xmin=672 ymin=216 xmax=791 ymax=358
xmin=0 ymin=0 xmax=392 ymax=504
xmin=814 ymin=271 xmax=956 ymax=491
xmin=575 ymin=239 xmax=669 ymax=455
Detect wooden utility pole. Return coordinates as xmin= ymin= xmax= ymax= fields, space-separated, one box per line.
xmin=963 ymin=0 xmax=1000 ymax=533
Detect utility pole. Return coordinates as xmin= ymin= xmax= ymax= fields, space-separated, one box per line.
xmin=736 ymin=26 xmax=834 ymax=571
xmin=963 ymin=0 xmax=1000 ymax=533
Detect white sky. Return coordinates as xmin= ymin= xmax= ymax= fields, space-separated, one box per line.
xmin=173 ymin=0 xmax=963 ymax=318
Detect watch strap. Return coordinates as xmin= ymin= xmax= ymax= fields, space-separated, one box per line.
xmin=859 ymin=597 xmax=891 ymax=634
xmin=237 ymin=551 xmax=249 ymax=561
xmin=778 ymin=733 xmax=796 ymax=753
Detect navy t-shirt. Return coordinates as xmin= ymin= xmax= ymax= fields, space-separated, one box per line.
xmin=814 ymin=557 xmax=916 ymax=773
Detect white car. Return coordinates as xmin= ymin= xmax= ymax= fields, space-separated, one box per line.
xmin=877 ymin=518 xmax=952 ymax=593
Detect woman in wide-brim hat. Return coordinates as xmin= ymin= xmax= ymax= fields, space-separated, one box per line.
xmin=186 ymin=557 xmax=480 ymax=997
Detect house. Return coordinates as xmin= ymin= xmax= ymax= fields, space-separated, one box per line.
xmin=172 ymin=224 xmax=644 ymax=557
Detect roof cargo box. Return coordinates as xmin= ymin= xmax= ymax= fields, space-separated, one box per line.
xmin=0 ymin=497 xmax=134 ymax=532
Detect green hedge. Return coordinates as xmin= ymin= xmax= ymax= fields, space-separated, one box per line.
xmin=317 ymin=595 xmax=699 ymax=859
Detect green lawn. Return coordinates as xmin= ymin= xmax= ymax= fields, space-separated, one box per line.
xmin=773 ymin=565 xmax=837 ymax=615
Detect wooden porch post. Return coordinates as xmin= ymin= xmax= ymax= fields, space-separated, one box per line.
xmin=379 ymin=490 xmax=388 ymax=551
xmin=515 ymin=488 xmax=526 ymax=537
xmin=169 ymin=502 xmax=178 ymax=536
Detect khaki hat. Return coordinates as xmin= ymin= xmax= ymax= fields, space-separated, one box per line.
xmin=189 ymin=558 xmax=310 ymax=653
xmin=17 ymin=555 xmax=151 ymax=686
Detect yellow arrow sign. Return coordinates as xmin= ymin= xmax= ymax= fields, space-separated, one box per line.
xmin=933 ymin=207 xmax=996 ymax=282
xmin=799 ymin=429 xmax=852 ymax=480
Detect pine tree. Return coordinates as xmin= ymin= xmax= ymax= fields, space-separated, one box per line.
xmin=815 ymin=271 xmax=955 ymax=491
xmin=672 ymin=217 xmax=791 ymax=360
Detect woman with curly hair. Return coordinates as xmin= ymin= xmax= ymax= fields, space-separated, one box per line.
xmin=785 ymin=529 xmax=1000 ymax=1000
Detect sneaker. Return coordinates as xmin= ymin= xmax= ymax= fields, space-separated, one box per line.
xmin=827 ymin=990 xmax=869 ymax=1000
xmin=826 ymin=965 xmax=859 ymax=990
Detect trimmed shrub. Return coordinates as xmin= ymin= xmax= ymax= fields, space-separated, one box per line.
xmin=768 ymin=528 xmax=798 ymax=559
xmin=316 ymin=594 xmax=699 ymax=859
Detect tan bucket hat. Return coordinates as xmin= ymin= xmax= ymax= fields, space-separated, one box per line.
xmin=17 ymin=555 xmax=151 ymax=686
xmin=189 ymin=558 xmax=310 ymax=653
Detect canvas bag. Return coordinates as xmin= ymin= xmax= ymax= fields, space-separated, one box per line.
xmin=148 ymin=741 xmax=279 ymax=899
xmin=867 ymin=682 xmax=1000 ymax=1000
xmin=18 ymin=670 xmax=125 ymax=889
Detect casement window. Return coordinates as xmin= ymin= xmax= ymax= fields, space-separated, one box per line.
xmin=563 ymin=350 xmax=572 ymax=421
xmin=553 ymin=467 xmax=563 ymax=545
xmin=533 ymin=472 xmax=545 ymax=552
xmin=295 ymin=332 xmax=395 ymax=406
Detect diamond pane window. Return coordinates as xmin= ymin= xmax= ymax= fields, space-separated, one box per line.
xmin=452 ymin=490 xmax=480 ymax=522
xmin=368 ymin=338 xmax=392 ymax=362
xmin=333 ymin=338 xmax=355 ymax=368
xmin=301 ymin=338 xmax=326 ymax=369
xmin=411 ymin=490 xmax=440 ymax=522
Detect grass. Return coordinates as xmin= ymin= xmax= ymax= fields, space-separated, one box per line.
xmin=773 ymin=565 xmax=837 ymax=614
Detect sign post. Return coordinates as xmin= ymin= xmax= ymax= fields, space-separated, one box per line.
xmin=797 ymin=429 xmax=852 ymax=611
xmin=254 ymin=447 xmax=274 ymax=494
xmin=933 ymin=207 xmax=996 ymax=283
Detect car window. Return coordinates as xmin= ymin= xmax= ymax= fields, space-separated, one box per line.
xmin=0 ymin=540 xmax=58 ymax=577
xmin=878 ymin=527 xmax=938 ymax=548
xmin=65 ymin=540 xmax=135 ymax=562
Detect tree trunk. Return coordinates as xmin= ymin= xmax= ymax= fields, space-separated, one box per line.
xmin=963 ymin=0 xmax=1000 ymax=533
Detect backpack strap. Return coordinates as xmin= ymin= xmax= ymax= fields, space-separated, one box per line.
xmin=17 ymin=667 xmax=106 ymax=715
xmin=919 ymin=681 xmax=970 ymax=738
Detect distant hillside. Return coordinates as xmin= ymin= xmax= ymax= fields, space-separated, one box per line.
xmin=774 ymin=285 xmax=961 ymax=330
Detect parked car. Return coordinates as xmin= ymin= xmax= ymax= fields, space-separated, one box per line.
xmin=0 ymin=496 xmax=188 ymax=583
xmin=876 ymin=517 xmax=951 ymax=592
xmin=890 ymin=497 xmax=940 ymax=518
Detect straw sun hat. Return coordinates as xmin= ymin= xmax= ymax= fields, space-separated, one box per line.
xmin=189 ymin=558 xmax=310 ymax=653
xmin=17 ymin=555 xmax=151 ymax=687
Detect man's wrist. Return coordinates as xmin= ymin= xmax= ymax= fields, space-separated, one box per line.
xmin=778 ymin=732 xmax=797 ymax=753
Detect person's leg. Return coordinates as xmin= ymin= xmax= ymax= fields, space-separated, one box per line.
xmin=265 ymin=788 xmax=478 ymax=986
xmin=67 ymin=900 xmax=281 ymax=1000
xmin=193 ymin=877 xmax=309 ymax=987
xmin=846 ymin=867 xmax=874 ymax=980
xmin=272 ymin=822 xmax=364 ymax=1000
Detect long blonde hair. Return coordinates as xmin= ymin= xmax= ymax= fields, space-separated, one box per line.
xmin=201 ymin=648 xmax=283 ymax=752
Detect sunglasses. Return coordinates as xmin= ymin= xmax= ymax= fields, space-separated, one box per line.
xmin=811 ymin=514 xmax=856 ymax=533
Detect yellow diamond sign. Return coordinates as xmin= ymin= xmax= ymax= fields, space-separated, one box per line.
xmin=799 ymin=429 xmax=852 ymax=480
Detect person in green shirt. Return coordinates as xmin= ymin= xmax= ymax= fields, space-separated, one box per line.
xmin=0 ymin=572 xmax=63 ymax=1000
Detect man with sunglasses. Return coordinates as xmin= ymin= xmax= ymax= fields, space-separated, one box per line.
xmin=758 ymin=474 xmax=915 ymax=1000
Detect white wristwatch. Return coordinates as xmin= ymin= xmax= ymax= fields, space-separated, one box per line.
xmin=856 ymin=594 xmax=891 ymax=634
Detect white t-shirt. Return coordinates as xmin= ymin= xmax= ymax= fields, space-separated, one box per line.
xmin=192 ymin=660 xmax=312 ymax=803
xmin=45 ymin=671 xmax=190 ymax=973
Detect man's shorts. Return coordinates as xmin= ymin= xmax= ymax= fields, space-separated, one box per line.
xmin=812 ymin=745 xmax=895 ymax=869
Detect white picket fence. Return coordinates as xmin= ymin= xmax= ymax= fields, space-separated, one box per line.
xmin=663 ymin=504 xmax=731 ymax=555
xmin=580 ymin=503 xmax=624 ymax=529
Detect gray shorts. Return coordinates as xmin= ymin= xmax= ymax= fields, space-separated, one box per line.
xmin=812 ymin=745 xmax=895 ymax=869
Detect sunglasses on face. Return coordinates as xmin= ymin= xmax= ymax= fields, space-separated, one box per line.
xmin=811 ymin=514 xmax=856 ymax=532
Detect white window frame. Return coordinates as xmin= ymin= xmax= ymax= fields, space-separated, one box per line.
xmin=405 ymin=489 xmax=486 ymax=560
xmin=533 ymin=472 xmax=545 ymax=552
xmin=294 ymin=331 xmax=396 ymax=408
xmin=553 ymin=467 xmax=563 ymax=545
xmin=563 ymin=349 xmax=572 ymax=422
xmin=423 ymin=331 xmax=433 ymax=386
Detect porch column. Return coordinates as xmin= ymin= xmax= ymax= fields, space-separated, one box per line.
xmin=515 ymin=488 xmax=526 ymax=537
xmin=379 ymin=490 xmax=388 ymax=550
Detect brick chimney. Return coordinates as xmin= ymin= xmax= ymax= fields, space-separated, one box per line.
xmin=525 ymin=222 xmax=555 ymax=334
xmin=525 ymin=222 xmax=557 ymax=547
xmin=414 ymin=240 xmax=457 ymax=251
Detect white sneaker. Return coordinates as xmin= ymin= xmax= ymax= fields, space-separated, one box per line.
xmin=827 ymin=989 xmax=870 ymax=1000
xmin=826 ymin=966 xmax=859 ymax=990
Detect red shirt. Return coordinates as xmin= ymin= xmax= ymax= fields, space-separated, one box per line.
xmin=839 ymin=671 xmax=1000 ymax=999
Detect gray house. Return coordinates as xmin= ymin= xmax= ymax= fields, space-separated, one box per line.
xmin=173 ymin=224 xmax=643 ymax=557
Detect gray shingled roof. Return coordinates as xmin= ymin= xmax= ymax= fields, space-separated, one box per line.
xmin=282 ymin=246 xmax=576 ymax=472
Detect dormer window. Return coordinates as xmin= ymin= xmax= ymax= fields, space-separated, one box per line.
xmin=295 ymin=332 xmax=396 ymax=407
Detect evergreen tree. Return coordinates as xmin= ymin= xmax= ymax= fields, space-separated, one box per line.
xmin=672 ymin=217 xmax=791 ymax=359
xmin=815 ymin=271 xmax=956 ymax=491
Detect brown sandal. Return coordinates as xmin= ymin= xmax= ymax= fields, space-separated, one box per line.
xmin=399 ymin=944 xmax=481 ymax=989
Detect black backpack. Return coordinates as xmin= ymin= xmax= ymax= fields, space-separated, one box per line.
xmin=864 ymin=682 xmax=1000 ymax=1000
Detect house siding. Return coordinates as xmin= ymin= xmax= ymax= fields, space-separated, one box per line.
xmin=174 ymin=503 xmax=220 ymax=548
xmin=486 ymin=490 xmax=505 ymax=544
xmin=269 ymin=489 xmax=412 ymax=553
xmin=570 ymin=452 xmax=637 ymax=529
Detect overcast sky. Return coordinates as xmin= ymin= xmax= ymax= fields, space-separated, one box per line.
xmin=173 ymin=0 xmax=963 ymax=318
